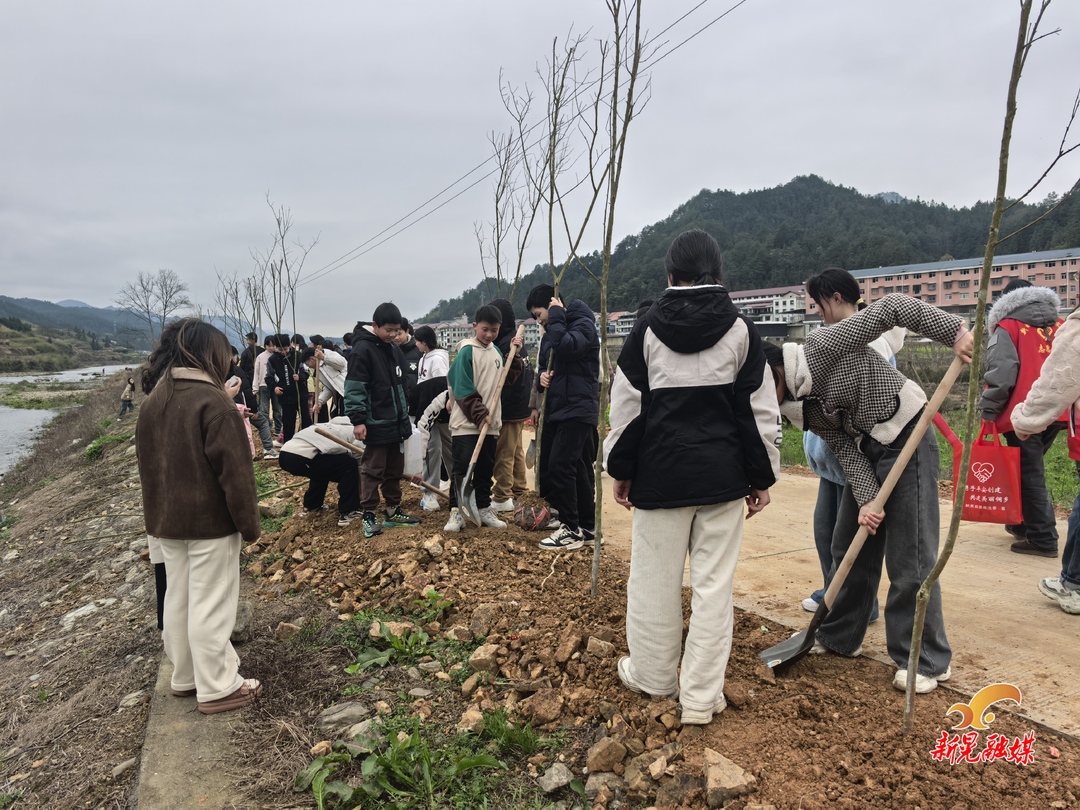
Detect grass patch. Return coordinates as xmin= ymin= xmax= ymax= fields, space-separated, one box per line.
xmin=782 ymin=411 xmax=1079 ymax=509
xmin=291 ymin=707 xmax=569 ymax=810
xmin=0 ymin=791 xmax=23 ymax=809
xmin=254 ymin=464 xmax=277 ymax=497
xmin=0 ymin=379 xmax=90 ymax=410
xmin=261 ymin=505 xmax=293 ymax=534
xmin=83 ymin=433 xmax=132 ymax=462
xmin=0 ymin=510 xmax=18 ymax=543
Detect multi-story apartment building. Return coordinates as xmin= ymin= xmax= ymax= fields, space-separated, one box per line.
xmin=728 ymin=285 xmax=807 ymax=324
xmin=804 ymin=248 xmax=1080 ymax=320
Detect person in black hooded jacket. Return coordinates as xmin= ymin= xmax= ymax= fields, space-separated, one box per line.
xmin=490 ymin=298 xmax=535 ymax=512
xmin=603 ymin=229 xmax=780 ymax=726
xmin=527 ymin=284 xmax=601 ymax=550
xmin=344 ymin=303 xmax=420 ymax=538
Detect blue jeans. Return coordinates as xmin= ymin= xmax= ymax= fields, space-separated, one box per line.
xmin=817 ymin=426 xmax=950 ymax=676
xmin=810 ymin=477 xmax=880 ymax=623
xmin=1062 ymin=462 xmax=1080 ymax=588
xmin=118 ymin=400 xmax=134 ymax=418
xmin=258 ymin=386 xmax=282 ymax=436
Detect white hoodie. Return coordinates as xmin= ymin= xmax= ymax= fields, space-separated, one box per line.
xmin=418 ymin=347 xmax=450 ymax=381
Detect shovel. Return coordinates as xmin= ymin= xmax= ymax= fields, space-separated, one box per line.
xmin=457 ymin=325 xmax=526 ymax=526
xmin=759 ymin=356 xmax=965 ymax=672
xmin=525 ymin=438 xmax=536 ymax=469
xmin=313 ymin=427 xmax=448 ymax=500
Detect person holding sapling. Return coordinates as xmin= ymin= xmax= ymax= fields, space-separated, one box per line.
xmin=527 ymin=283 xmax=601 ymax=550
xmin=605 ymin=230 xmax=780 ymax=726
xmin=1010 ymin=303 xmax=1080 ymax=615
xmin=762 ymin=290 xmax=974 ymax=694
xmin=490 ymin=298 xmax=534 ymax=515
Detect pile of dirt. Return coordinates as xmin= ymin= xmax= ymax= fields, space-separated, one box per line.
xmin=233 ymin=466 xmax=1079 ymax=809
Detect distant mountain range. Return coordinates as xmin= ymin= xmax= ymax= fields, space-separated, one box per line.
xmin=422 ymin=175 xmax=1080 ymax=321
xmin=0 ymin=296 xmax=150 ymax=349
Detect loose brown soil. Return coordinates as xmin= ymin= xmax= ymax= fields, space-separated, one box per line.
xmin=1 ymin=378 xmax=1077 ymax=809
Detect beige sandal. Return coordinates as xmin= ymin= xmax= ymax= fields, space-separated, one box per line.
xmin=197 ymin=678 xmax=262 ymax=715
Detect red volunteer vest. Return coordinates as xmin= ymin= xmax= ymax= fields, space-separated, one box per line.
xmin=993 ymin=317 xmax=1067 ymax=433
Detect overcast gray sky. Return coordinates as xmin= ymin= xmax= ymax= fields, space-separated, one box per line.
xmin=2 ymin=1 xmax=1078 ymax=340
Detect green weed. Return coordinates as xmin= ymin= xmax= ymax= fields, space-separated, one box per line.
xmin=83 ymin=433 xmax=132 ymax=462
xmin=254 ymin=465 xmax=276 ymax=497
xmin=0 ymin=791 xmax=23 ymax=809
xmin=344 ymin=624 xmax=430 ymax=675
xmin=412 ymin=590 xmax=454 ymax=625
xmin=477 ymin=708 xmax=542 ymax=756
xmin=0 ymin=510 xmax=19 ymax=542
xmin=260 ymin=506 xmax=292 ymax=534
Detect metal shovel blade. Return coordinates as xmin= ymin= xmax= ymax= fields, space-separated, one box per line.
xmin=525 ymin=438 xmax=536 ymax=469
xmin=759 ymin=601 xmax=830 ymax=671
xmin=457 ymin=464 xmax=481 ymax=526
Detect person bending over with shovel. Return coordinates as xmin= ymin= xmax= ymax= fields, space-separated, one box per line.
xmin=605 ymin=229 xmax=781 ymax=726
xmin=763 ymin=293 xmax=973 ymax=693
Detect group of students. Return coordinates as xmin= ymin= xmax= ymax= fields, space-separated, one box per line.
xmin=298 ymin=293 xmax=602 ymax=553
xmin=133 ymin=227 xmax=1080 ymax=724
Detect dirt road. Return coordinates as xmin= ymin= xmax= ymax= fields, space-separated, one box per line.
xmin=592 ymin=465 xmax=1080 ymax=738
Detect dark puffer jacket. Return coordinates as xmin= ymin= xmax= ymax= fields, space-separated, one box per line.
xmin=536 ymin=299 xmax=600 ymax=424
xmin=493 ymin=299 xmax=534 ymax=422
xmin=344 ymin=327 xmax=413 ymax=446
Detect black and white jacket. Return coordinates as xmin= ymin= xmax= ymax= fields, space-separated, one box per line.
xmin=779 ymin=294 xmax=964 ymax=506
xmin=604 ymin=285 xmax=781 ymax=510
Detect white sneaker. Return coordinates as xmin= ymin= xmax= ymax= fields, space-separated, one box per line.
xmin=539 ymin=525 xmax=584 ymax=551
xmin=1039 ymin=576 xmax=1070 ymax=599
xmin=272 ymin=440 xmax=282 ymax=449
xmin=893 ymin=666 xmax=951 ymax=694
xmin=801 ymin=597 xmax=820 ymax=613
xmin=491 ymin=498 xmax=514 ymax=513
xmin=420 ymin=492 xmax=440 ymax=512
xmin=443 ymin=507 xmax=466 ymax=532
xmin=478 ymin=507 xmax=507 ymax=529
xmin=809 ymin=640 xmax=862 ymax=657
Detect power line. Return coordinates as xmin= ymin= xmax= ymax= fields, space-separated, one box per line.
xmin=298 ymin=0 xmax=751 ymax=287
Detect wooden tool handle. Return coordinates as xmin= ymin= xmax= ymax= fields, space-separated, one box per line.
xmin=823 ymin=356 xmax=965 ymax=609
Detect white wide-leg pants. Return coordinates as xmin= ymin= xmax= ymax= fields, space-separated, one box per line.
xmin=624 ymin=499 xmax=743 ymax=716
xmin=157 ymin=533 xmax=244 ymax=701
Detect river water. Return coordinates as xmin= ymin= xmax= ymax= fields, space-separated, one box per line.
xmin=0 ymin=364 xmax=133 ymax=478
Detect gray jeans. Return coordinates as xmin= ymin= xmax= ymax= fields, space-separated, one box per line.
xmin=422 ymin=421 xmax=452 ymax=489
xmin=817 ymin=424 xmax=951 ymax=677
xmin=258 ymin=385 xmax=282 ymax=436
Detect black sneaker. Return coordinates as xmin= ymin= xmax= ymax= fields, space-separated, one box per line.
xmin=383 ymin=506 xmax=421 ymax=528
xmin=539 ymin=525 xmax=584 ymax=551
xmin=1004 ymin=524 xmax=1026 ymax=542
xmin=581 ymin=528 xmax=603 ymax=547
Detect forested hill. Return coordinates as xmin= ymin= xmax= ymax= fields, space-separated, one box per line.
xmin=421 ymin=175 xmax=1080 ymax=321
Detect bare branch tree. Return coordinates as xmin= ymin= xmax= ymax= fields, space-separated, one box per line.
xmin=114 ymin=268 xmax=192 ymax=348
xmin=589 ymin=0 xmax=650 ymax=597
xmin=251 ymin=195 xmax=320 ymax=335
xmin=903 ymin=0 xmax=1079 ymax=732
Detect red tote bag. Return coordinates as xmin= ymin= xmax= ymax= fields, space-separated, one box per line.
xmin=934 ymin=416 xmax=1023 ymax=524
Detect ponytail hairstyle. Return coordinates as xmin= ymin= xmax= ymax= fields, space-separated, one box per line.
xmin=806 ymin=267 xmax=864 ymax=311
xmin=664 ymin=229 xmax=723 ymax=286
xmin=141 ymin=318 xmax=232 ymax=397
